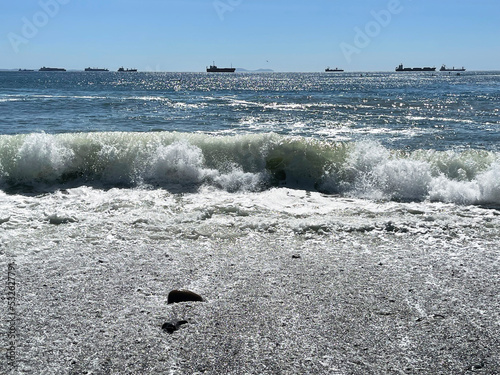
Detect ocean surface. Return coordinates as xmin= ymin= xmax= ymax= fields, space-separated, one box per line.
xmin=0 ymin=70 xmax=499 ymax=241
xmin=2 ymin=71 xmax=500 ymax=195
xmin=1 ymin=70 xmax=500 ymax=373
xmin=1 ymin=71 xmax=500 ymax=238
xmin=1 ymin=70 xmax=499 ymax=255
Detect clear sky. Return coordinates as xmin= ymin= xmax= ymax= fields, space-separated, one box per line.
xmin=1 ymin=0 xmax=499 ymax=72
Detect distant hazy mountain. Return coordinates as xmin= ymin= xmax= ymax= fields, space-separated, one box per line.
xmin=235 ymin=68 xmax=274 ymax=72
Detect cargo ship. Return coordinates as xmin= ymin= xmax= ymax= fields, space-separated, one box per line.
xmin=85 ymin=67 xmax=109 ymax=72
xmin=206 ymin=63 xmax=235 ymax=73
xmin=39 ymin=67 xmax=66 ymax=72
xmin=440 ymin=65 xmax=465 ymax=72
xmin=117 ymin=67 xmax=137 ymax=72
xmin=325 ymin=67 xmax=344 ymax=72
xmin=395 ymin=64 xmax=436 ymax=72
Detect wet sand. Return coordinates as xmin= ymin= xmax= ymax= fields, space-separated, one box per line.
xmin=2 ymin=231 xmax=499 ymax=374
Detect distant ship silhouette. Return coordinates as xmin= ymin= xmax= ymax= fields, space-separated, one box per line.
xmin=85 ymin=67 xmax=109 ymax=72
xmin=117 ymin=67 xmax=137 ymax=72
xmin=39 ymin=67 xmax=66 ymax=72
xmin=325 ymin=67 xmax=344 ymax=72
xmin=396 ymin=64 xmax=435 ymax=72
xmin=206 ymin=62 xmax=235 ymax=73
xmin=440 ymin=65 xmax=466 ymax=72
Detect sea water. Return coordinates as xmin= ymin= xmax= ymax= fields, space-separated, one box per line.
xmin=1 ymin=71 xmax=500 ymax=246
xmin=1 ymin=70 xmax=500 ymax=373
xmin=1 ymin=70 xmax=500 ymax=246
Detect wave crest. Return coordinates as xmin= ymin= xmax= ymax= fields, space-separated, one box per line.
xmin=1 ymin=133 xmax=74 ymax=184
xmin=1 ymin=132 xmax=500 ymax=205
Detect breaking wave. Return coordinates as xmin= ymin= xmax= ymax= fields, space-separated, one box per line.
xmin=1 ymin=132 xmax=500 ymax=205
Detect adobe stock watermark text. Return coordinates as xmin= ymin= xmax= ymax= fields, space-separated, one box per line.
xmin=213 ymin=0 xmax=243 ymax=21
xmin=8 ymin=0 xmax=71 ymax=53
xmin=340 ymin=0 xmax=404 ymax=63
xmin=5 ymin=262 xmax=17 ymax=371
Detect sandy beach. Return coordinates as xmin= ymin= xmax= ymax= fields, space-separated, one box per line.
xmin=2 ymin=226 xmax=499 ymax=374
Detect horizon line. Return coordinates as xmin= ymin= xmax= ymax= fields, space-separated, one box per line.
xmin=2 ymin=68 xmax=500 ymax=73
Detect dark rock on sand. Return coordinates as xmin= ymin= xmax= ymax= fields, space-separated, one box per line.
xmin=167 ymin=290 xmax=204 ymax=304
xmin=162 ymin=319 xmax=188 ymax=334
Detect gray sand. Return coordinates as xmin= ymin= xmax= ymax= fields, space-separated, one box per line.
xmin=1 ymin=232 xmax=499 ymax=374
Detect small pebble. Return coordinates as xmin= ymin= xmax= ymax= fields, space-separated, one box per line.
xmin=162 ymin=320 xmax=188 ymax=334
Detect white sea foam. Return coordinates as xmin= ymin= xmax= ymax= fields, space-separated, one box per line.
xmin=7 ymin=133 xmax=74 ymax=183
xmin=1 ymin=176 xmax=499 ymax=274
xmin=476 ymin=162 xmax=500 ymax=203
xmin=429 ymin=176 xmax=480 ymax=204
xmin=0 ymin=97 xmax=24 ymax=102
xmin=320 ymin=140 xmax=500 ymax=205
xmin=147 ymin=141 xmax=217 ymax=185
xmin=212 ymin=168 xmax=264 ymax=192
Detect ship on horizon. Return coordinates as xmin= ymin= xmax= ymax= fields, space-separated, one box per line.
xmin=325 ymin=67 xmax=344 ymax=72
xmin=39 ymin=67 xmax=66 ymax=72
xmin=396 ymin=64 xmax=436 ymax=72
xmin=206 ymin=62 xmax=235 ymax=73
xmin=440 ymin=65 xmax=466 ymax=72
xmin=117 ymin=67 xmax=137 ymax=72
xmin=85 ymin=67 xmax=109 ymax=72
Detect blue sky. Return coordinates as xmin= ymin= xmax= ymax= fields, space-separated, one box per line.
xmin=1 ymin=0 xmax=499 ymax=71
